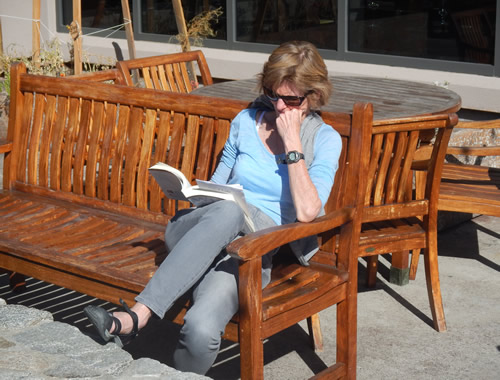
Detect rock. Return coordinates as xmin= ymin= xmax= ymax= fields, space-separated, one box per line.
xmin=0 ymin=304 xmax=53 ymax=330
xmin=118 ymin=358 xmax=208 ymax=379
xmin=0 ymin=301 xmax=209 ymax=379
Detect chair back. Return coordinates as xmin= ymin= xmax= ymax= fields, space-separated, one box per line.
xmin=116 ymin=50 xmax=213 ymax=92
xmin=362 ymin=114 xmax=457 ymax=223
xmin=451 ymin=8 xmax=495 ymax=63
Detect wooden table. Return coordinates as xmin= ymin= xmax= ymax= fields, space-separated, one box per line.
xmin=193 ymin=76 xmax=461 ymax=287
xmin=193 ymin=77 xmax=462 ymax=120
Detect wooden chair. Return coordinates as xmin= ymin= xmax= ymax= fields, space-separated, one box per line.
xmin=116 ymin=50 xmax=213 ymax=92
xmin=409 ymin=118 xmax=500 ymax=280
xmin=451 ymin=8 xmax=495 ymax=64
xmin=226 ymin=102 xmax=373 ymax=379
xmin=359 ymin=113 xmax=458 ymax=332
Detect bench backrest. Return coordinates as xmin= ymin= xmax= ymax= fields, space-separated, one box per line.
xmin=116 ymin=50 xmax=213 ymax=92
xmin=5 ymin=63 xmax=242 ymax=222
xmin=5 ymin=63 xmax=354 ymax=225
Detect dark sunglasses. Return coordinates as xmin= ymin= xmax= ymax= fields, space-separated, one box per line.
xmin=263 ymin=87 xmax=313 ymax=107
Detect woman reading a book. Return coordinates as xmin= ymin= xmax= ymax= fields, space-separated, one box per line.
xmin=85 ymin=41 xmax=342 ymax=375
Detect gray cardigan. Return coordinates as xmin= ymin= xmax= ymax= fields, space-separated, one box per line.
xmin=250 ymin=96 xmax=327 ymax=266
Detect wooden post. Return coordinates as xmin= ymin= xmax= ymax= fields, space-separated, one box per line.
xmin=0 ymin=18 xmax=3 ymax=56
xmin=172 ymin=0 xmax=191 ymax=52
xmin=171 ymin=0 xmax=197 ymax=83
xmin=121 ymin=0 xmax=137 ymax=60
xmin=120 ymin=0 xmax=138 ymax=84
xmin=32 ymin=0 xmax=41 ymax=69
xmin=72 ymin=0 xmax=82 ymax=74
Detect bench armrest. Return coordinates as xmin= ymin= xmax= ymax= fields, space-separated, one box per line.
xmin=0 ymin=139 xmax=13 ymax=154
xmin=447 ymin=145 xmax=500 ymax=156
xmin=226 ymin=207 xmax=354 ymax=261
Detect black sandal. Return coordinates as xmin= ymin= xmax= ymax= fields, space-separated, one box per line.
xmin=84 ymin=299 xmax=139 ymax=347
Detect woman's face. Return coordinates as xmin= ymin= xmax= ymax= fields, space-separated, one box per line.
xmin=269 ymin=81 xmax=311 ymax=117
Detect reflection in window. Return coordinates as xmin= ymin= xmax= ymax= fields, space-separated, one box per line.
xmin=61 ymin=0 xmax=131 ymax=30
xmin=61 ymin=1 xmax=226 ymax=40
xmin=348 ymin=0 xmax=496 ymax=64
xmin=140 ymin=0 xmax=226 ymax=40
xmin=236 ymin=0 xmax=338 ymax=50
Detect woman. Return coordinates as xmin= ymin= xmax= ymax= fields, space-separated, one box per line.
xmin=84 ymin=40 xmax=342 ymax=375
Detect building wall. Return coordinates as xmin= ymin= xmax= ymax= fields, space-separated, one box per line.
xmin=1 ymin=0 xmax=499 ymax=112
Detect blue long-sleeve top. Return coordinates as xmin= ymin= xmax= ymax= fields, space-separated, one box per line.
xmin=211 ymin=108 xmax=342 ymax=226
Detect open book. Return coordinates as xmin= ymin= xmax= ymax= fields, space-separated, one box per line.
xmin=149 ymin=162 xmax=255 ymax=232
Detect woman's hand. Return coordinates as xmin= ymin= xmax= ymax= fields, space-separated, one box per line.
xmin=275 ymin=108 xmax=304 ymax=151
xmin=274 ymin=109 xmax=322 ymax=223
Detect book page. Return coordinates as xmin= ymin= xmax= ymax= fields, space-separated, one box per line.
xmin=149 ymin=162 xmax=191 ymax=202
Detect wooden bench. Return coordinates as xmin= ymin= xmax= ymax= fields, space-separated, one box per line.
xmin=409 ymin=118 xmax=500 ymax=279
xmin=437 ymin=118 xmax=500 ymax=215
xmin=1 ymin=62 xmax=370 ymax=379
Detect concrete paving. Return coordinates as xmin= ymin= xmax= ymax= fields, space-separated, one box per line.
xmin=0 ymin=213 xmax=498 ymax=379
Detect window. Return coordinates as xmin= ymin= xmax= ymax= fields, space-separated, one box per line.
xmin=348 ymin=0 xmax=496 ymax=65
xmin=235 ymin=0 xmax=337 ymax=50
xmin=57 ymin=1 xmax=499 ymax=76
xmin=61 ymin=0 xmax=132 ymax=30
xmin=139 ymin=0 xmax=226 ymax=40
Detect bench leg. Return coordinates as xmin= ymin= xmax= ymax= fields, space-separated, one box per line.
xmin=9 ymin=272 xmax=27 ymax=293
xmin=307 ymin=313 xmax=324 ymax=352
xmin=390 ymin=251 xmax=410 ymax=286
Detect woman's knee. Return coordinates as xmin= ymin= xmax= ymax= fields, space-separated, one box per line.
xmin=180 ymin=312 xmax=223 ymax=355
xmin=211 ymin=200 xmax=245 ymax=225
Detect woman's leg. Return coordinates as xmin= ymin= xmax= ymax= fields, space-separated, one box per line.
xmin=137 ymin=200 xmax=245 ymax=318
xmin=173 ymin=254 xmax=240 ymax=375
xmin=107 ymin=201 xmax=245 ymax=334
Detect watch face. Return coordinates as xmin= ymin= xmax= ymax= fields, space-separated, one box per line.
xmin=286 ymin=151 xmax=304 ymax=164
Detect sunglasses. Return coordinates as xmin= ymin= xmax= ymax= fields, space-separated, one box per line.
xmin=263 ymin=87 xmax=313 ymax=107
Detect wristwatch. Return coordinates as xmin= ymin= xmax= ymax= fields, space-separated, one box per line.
xmin=286 ymin=150 xmax=305 ymax=164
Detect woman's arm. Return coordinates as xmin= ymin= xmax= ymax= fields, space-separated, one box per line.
xmin=210 ymin=112 xmax=242 ymax=184
xmin=276 ymin=109 xmax=322 ymax=222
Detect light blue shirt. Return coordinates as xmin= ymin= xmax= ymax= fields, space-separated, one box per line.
xmin=211 ymin=108 xmax=342 ymax=226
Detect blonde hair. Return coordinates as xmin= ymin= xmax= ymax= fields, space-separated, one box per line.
xmin=258 ymin=41 xmax=332 ymax=109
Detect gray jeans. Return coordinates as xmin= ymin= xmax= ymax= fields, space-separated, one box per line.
xmin=136 ymin=200 xmax=276 ymax=374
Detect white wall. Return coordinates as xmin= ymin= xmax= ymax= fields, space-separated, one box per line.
xmin=1 ymin=0 xmax=499 ymax=112
xmin=0 ymin=0 xmax=56 ymax=57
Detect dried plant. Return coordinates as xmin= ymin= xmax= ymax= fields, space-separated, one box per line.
xmin=0 ymin=33 xmax=116 ymax=95
xmin=174 ymin=7 xmax=223 ymax=51
xmin=0 ymin=39 xmax=65 ymax=78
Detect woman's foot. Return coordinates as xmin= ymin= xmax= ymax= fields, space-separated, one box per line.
xmin=109 ymin=302 xmax=152 ymax=334
xmin=84 ymin=299 xmax=151 ymax=347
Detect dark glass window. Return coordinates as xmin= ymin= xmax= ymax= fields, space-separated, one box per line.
xmin=61 ymin=0 xmax=132 ymax=30
xmin=235 ymin=0 xmax=338 ymax=50
xmin=349 ymin=0 xmax=496 ymax=64
xmin=140 ymin=0 xmax=227 ymax=40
